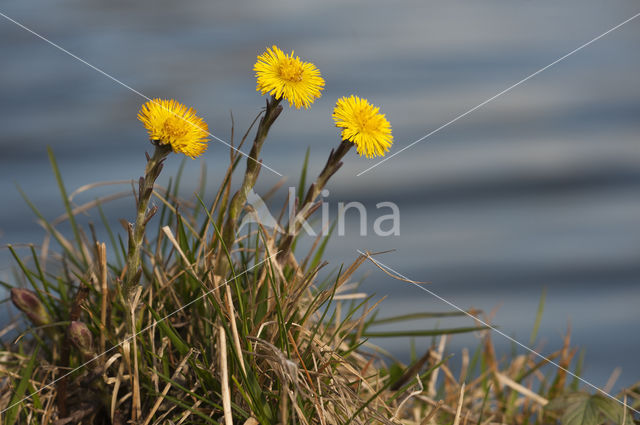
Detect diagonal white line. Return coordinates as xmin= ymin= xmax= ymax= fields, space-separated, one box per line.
xmin=357 ymin=249 xmax=639 ymax=415
xmin=0 ymin=251 xmax=280 ymax=414
xmin=357 ymin=11 xmax=640 ymax=177
xmin=0 ymin=11 xmax=283 ymax=177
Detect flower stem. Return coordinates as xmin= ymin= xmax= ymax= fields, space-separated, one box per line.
xmin=217 ymin=97 xmax=282 ymax=277
xmin=122 ymin=143 xmax=171 ymax=298
xmin=278 ymin=139 xmax=353 ymax=260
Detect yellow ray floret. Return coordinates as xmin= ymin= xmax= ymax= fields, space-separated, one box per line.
xmin=254 ymin=45 xmax=325 ymax=109
xmin=137 ymin=99 xmax=209 ymax=159
xmin=332 ymin=95 xmax=393 ymax=158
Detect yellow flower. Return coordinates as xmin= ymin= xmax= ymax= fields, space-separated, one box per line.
xmin=254 ymin=45 xmax=325 ymax=109
xmin=332 ymin=95 xmax=393 ymax=158
xmin=137 ymin=99 xmax=209 ymax=159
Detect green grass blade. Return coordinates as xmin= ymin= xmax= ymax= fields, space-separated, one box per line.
xmin=386 ymin=354 xmax=453 ymax=404
xmin=371 ymin=311 xmax=470 ymax=325
xmin=530 ymin=287 xmax=546 ymax=345
xmin=297 ymin=147 xmax=310 ymax=208
xmin=5 ymin=347 xmax=40 ymax=425
xmin=148 ymin=307 xmax=190 ymax=356
xmin=47 ymin=146 xmax=87 ymax=265
xmin=7 ymin=245 xmax=56 ymax=316
xmin=362 ymin=325 xmax=487 ymax=338
xmin=96 ymin=200 xmax=123 ymax=268
xmin=161 ymin=394 xmax=220 ymax=424
xmin=345 ymin=353 xmax=449 ymax=424
xmin=193 ymin=161 xmax=207 ymax=220
xmin=28 ymin=245 xmax=54 ymax=303
xmin=309 ymin=221 xmax=336 ymax=271
xmin=476 ymin=382 xmax=492 ymax=425
xmin=173 ymin=157 xmax=187 ymax=199
xmin=570 ymin=349 xmax=586 ymax=391
xmin=16 ymin=185 xmax=84 ymax=270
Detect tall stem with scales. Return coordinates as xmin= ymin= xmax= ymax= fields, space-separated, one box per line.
xmin=122 ymin=143 xmax=171 ymax=298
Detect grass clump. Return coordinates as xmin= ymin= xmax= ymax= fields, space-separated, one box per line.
xmin=1 ymin=46 xmax=638 ymax=425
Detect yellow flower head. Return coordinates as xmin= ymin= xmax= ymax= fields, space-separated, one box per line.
xmin=254 ymin=45 xmax=325 ymax=109
xmin=332 ymin=95 xmax=393 ymax=158
xmin=137 ymin=99 xmax=209 ymax=159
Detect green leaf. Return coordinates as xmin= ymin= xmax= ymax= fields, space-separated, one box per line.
xmin=546 ymin=392 xmax=628 ymax=425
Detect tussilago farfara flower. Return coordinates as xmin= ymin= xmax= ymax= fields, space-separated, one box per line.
xmin=137 ymin=99 xmax=209 ymax=159
xmin=254 ymin=45 xmax=325 ymax=109
xmin=11 ymin=288 xmax=51 ymax=326
xmin=332 ymin=95 xmax=393 ymax=158
xmin=69 ymin=321 xmax=94 ymax=357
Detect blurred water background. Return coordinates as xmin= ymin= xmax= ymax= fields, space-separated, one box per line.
xmin=1 ymin=0 xmax=638 ymax=392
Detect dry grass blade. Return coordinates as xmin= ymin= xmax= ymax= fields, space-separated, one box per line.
xmin=360 ymin=250 xmax=429 ymax=285
xmin=130 ymin=287 xmax=143 ymax=422
xmin=453 ymin=383 xmax=466 ymax=425
xmin=219 ymin=326 xmax=233 ymax=425
xmin=420 ymin=400 xmax=444 ymax=425
xmin=98 ymin=242 xmax=108 ymax=360
xmin=142 ymin=349 xmax=194 ymax=425
xmin=495 ymin=372 xmax=548 ymax=406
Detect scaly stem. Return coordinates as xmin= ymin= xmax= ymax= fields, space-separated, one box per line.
xmin=216 ymin=97 xmax=282 ymax=278
xmin=121 ymin=143 xmax=170 ymax=419
xmin=278 ymin=139 xmax=353 ymax=261
xmin=123 ymin=143 xmax=171 ymax=298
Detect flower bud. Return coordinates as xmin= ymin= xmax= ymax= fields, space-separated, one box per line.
xmin=69 ymin=321 xmax=94 ymax=357
xmin=11 ymin=288 xmax=51 ymax=326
